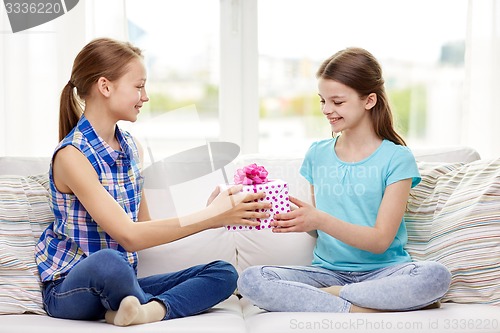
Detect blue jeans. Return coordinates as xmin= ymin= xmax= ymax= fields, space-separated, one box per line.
xmin=42 ymin=249 xmax=238 ymax=320
xmin=238 ymin=261 xmax=451 ymax=312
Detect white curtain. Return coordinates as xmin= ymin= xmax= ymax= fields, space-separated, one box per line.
xmin=463 ymin=0 xmax=500 ymax=159
xmin=0 ymin=0 xmax=127 ymax=157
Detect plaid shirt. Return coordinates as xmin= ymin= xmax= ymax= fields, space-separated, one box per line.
xmin=35 ymin=115 xmax=143 ymax=282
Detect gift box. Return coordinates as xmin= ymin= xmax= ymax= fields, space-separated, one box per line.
xmin=222 ymin=163 xmax=290 ymax=231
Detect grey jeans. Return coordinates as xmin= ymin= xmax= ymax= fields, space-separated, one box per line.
xmin=237 ymin=261 xmax=451 ymax=313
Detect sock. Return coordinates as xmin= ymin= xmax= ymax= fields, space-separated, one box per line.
xmin=105 ymin=296 xmax=166 ymax=326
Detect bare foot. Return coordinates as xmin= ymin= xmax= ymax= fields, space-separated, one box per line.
xmin=351 ymin=301 xmax=441 ymax=313
xmin=320 ymin=286 xmax=381 ymax=313
xmin=349 ymin=304 xmax=382 ymax=313
xmin=320 ymin=285 xmax=342 ymax=297
xmin=320 ymin=285 xmax=441 ymax=313
xmin=421 ymin=301 xmax=441 ymax=310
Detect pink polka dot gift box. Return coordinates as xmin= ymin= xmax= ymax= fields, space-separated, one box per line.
xmin=222 ymin=163 xmax=290 ymax=231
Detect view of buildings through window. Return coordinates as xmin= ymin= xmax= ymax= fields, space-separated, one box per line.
xmin=125 ymin=0 xmax=467 ymax=160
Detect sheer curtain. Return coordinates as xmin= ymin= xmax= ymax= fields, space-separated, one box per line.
xmin=0 ymin=0 xmax=126 ymax=157
xmin=463 ymin=0 xmax=500 ymax=159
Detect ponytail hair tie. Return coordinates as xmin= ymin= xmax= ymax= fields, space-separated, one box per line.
xmin=68 ymin=80 xmax=75 ymax=88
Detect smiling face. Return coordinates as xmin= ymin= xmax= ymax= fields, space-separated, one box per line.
xmin=108 ymin=58 xmax=149 ymax=123
xmin=318 ymin=78 xmax=374 ymax=134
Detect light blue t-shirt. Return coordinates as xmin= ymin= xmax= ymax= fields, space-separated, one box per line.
xmin=300 ymin=137 xmax=421 ymax=272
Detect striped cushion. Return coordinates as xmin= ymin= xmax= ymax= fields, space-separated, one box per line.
xmin=0 ymin=174 xmax=52 ymax=315
xmin=405 ymin=159 xmax=500 ymax=305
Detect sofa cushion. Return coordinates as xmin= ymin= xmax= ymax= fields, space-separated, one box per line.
xmin=137 ymin=227 xmax=237 ymax=277
xmin=0 ymin=174 xmax=52 ymax=315
xmin=405 ymin=159 xmax=500 ymax=305
xmin=241 ymin=298 xmax=500 ymax=333
xmin=0 ymin=157 xmax=50 ymax=176
xmin=0 ymin=295 xmax=246 ymax=332
xmin=411 ymin=146 xmax=480 ymax=163
xmin=138 ymin=171 xmax=237 ymax=277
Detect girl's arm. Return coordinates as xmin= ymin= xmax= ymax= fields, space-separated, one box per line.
xmin=137 ymin=190 xmax=151 ymax=222
xmin=53 ymin=145 xmax=268 ymax=252
xmin=272 ymin=179 xmax=412 ymax=254
xmin=306 ymin=184 xmax=318 ymax=238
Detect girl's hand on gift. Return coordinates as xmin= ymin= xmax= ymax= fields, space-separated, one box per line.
xmin=206 ymin=185 xmax=271 ymax=228
xmin=271 ymin=196 xmax=321 ymax=233
xmin=206 ymin=186 xmax=221 ymax=206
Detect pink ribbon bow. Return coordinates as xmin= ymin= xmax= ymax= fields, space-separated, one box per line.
xmin=234 ymin=163 xmax=269 ymax=185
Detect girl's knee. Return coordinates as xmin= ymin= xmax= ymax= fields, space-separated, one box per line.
xmin=86 ymin=249 xmax=135 ymax=282
xmin=239 ymin=266 xmax=261 ymax=284
xmin=210 ymin=260 xmax=237 ymax=275
xmin=237 ymin=266 xmax=263 ymax=297
xmin=89 ymin=248 xmax=124 ymax=261
xmin=432 ymin=262 xmax=452 ymax=295
xmin=207 ymin=260 xmax=237 ymax=278
xmin=418 ymin=261 xmax=452 ymax=297
xmin=206 ymin=260 xmax=238 ymax=294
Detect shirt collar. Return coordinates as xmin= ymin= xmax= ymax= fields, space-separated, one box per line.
xmin=77 ymin=115 xmax=133 ymax=167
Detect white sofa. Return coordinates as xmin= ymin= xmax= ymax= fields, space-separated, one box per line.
xmin=0 ymin=146 xmax=499 ymax=333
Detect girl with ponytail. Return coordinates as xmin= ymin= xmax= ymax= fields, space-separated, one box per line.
xmin=35 ymin=37 xmax=269 ymax=326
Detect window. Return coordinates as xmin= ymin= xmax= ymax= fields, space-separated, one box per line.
xmin=124 ymin=0 xmax=469 ymax=160
xmin=3 ymin=0 xmax=498 ymax=159
xmin=124 ymin=0 xmax=220 ymax=163
xmin=257 ymin=0 xmax=468 ymax=154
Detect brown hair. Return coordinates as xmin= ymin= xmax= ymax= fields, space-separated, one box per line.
xmin=316 ymin=47 xmax=406 ymax=146
xmin=59 ymin=37 xmax=143 ymax=141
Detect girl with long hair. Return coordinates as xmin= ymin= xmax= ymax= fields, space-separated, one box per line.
xmin=238 ymin=47 xmax=451 ymax=313
xmin=35 ymin=37 xmax=270 ymax=326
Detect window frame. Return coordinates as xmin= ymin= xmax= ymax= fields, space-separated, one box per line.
xmin=219 ymin=0 xmax=259 ymax=154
